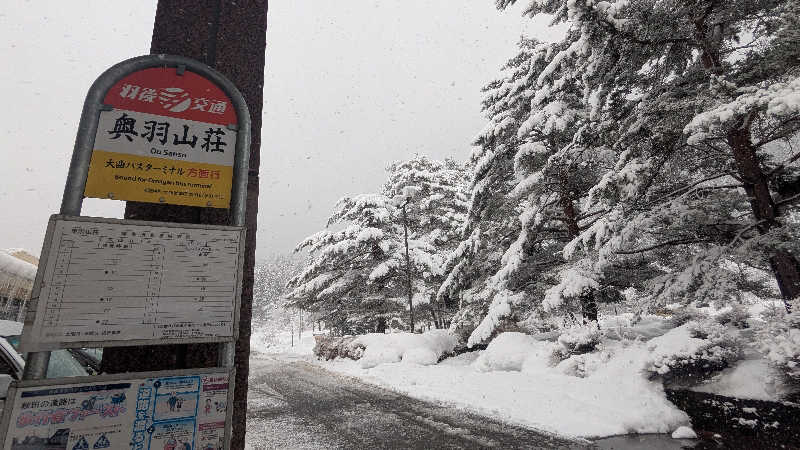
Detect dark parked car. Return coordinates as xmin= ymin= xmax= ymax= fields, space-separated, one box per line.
xmin=0 ymin=321 xmax=102 ymax=410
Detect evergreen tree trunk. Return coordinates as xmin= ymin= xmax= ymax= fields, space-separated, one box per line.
xmin=579 ymin=291 xmax=599 ymax=324
xmin=693 ymin=11 xmax=800 ymax=308
xmin=728 ymin=121 xmax=800 ymax=307
xmin=429 ymin=304 xmax=441 ymax=329
xmin=559 ymin=188 xmax=580 ymax=238
xmin=375 ymin=317 xmax=387 ymax=333
xmin=561 ymin=180 xmax=598 ymax=322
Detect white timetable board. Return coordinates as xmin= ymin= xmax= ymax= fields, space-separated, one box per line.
xmin=21 ymin=215 xmax=245 ymax=351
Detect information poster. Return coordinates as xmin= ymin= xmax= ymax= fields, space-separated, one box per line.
xmin=21 ymin=216 xmax=244 ymax=352
xmin=1 ymin=370 xmax=230 ymax=450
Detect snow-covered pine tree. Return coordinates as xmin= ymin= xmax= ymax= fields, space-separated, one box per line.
xmin=287 ymin=155 xmax=469 ymax=334
xmin=285 ymin=194 xmax=405 ymax=334
xmin=437 ymin=42 xmax=538 ymax=341
xmin=448 ymin=32 xmax=626 ymax=345
xmin=496 ymin=0 xmax=800 ymax=310
xmin=383 ymin=155 xmax=469 ymax=328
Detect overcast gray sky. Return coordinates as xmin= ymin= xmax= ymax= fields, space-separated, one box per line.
xmin=0 ymin=1 xmax=562 ymax=261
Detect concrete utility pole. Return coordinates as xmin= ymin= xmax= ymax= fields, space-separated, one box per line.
xmin=98 ymin=2 xmax=268 ymax=448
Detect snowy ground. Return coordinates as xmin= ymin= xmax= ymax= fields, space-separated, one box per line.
xmin=244 ymin=353 xmax=579 ymax=449
xmin=250 ymin=328 xmax=686 ymax=440
xmin=264 ymin=328 xmax=687 ymax=439
xmin=311 ymin=336 xmax=688 ymax=439
xmin=251 ymin=328 xmax=315 ymax=352
xmin=251 ymin=304 xmax=793 ymax=442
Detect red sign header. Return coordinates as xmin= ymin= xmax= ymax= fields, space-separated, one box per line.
xmin=103 ymin=67 xmax=237 ymax=126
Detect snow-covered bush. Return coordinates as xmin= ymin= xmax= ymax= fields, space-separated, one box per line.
xmin=553 ymin=323 xmax=603 ymax=360
xmin=758 ymin=303 xmax=800 ymax=382
xmin=714 ymin=304 xmax=751 ymax=329
xmin=356 ymin=330 xmax=458 ymax=368
xmin=313 ymin=330 xmax=459 ymax=368
xmin=646 ymin=320 xmax=742 ymax=384
xmin=557 ymin=349 xmax=613 ymax=378
xmin=767 ymin=328 xmax=800 ymax=381
xmin=313 ymin=336 xmax=365 ymax=361
xmin=669 ymin=307 xmax=708 ymax=327
xmin=517 ymin=309 xmax=561 ymax=334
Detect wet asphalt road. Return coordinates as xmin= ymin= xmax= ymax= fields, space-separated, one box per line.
xmin=244 ymin=353 xmax=584 ymax=450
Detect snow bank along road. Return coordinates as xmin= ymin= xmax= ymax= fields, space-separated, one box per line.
xmin=245 ymin=353 xmax=583 ymax=449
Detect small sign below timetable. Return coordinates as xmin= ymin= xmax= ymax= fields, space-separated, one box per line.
xmin=0 ymin=369 xmax=231 ymax=450
xmin=21 ymin=215 xmax=245 ymax=352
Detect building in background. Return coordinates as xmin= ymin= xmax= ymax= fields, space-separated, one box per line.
xmin=0 ymin=249 xmax=38 ymax=322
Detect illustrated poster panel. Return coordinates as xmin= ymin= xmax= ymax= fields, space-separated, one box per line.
xmin=21 ymin=217 xmax=243 ymax=351
xmin=2 ymin=372 xmax=229 ymax=450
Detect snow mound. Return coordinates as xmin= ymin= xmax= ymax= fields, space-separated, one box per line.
xmin=354 ymin=329 xmax=458 ymax=369
xmin=691 ymin=359 xmax=789 ymax=401
xmin=465 ymin=330 xmax=696 ymax=435
xmin=646 ymin=321 xmax=741 ymax=379
xmin=0 ymin=250 xmax=36 ymax=280
xmin=360 ymin=345 xmax=404 ymax=369
xmin=556 ymin=323 xmax=602 ymax=357
xmin=321 ymin=331 xmax=690 ymax=438
xmin=469 ymin=331 xmax=690 ymax=436
xmin=402 ymin=347 xmax=439 ymax=365
xmin=671 ymin=426 xmax=697 ymax=439
xmin=472 ymin=332 xmax=555 ymax=372
xmin=0 ymin=320 xmax=23 ymax=337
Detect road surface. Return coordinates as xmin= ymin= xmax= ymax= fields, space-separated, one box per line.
xmin=244 ymin=353 xmax=698 ymax=449
xmin=245 ymin=353 xmax=583 ymax=449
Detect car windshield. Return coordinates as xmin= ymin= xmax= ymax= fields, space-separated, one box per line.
xmin=3 ymin=335 xmax=90 ymax=378
xmin=3 ymin=335 xmax=19 ymax=350
xmin=45 ymin=349 xmax=89 ymax=378
xmin=79 ymin=348 xmax=103 ymax=361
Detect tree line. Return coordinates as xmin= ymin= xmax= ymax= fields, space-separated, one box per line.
xmin=282 ymin=0 xmax=800 ymax=343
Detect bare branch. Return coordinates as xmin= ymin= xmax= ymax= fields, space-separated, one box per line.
xmin=615 ymin=238 xmax=712 ymax=255
xmin=776 ymin=192 xmax=800 ymax=208
xmin=768 ymin=151 xmax=800 ymax=178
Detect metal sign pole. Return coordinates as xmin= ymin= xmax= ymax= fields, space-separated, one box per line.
xmin=219 ymin=85 xmax=251 ymax=370
xmin=21 ymin=63 xmax=104 ymax=380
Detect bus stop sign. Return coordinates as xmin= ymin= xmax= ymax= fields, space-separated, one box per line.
xmin=84 ymin=66 xmax=239 ymax=208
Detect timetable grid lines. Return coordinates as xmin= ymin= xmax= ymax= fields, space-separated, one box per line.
xmin=24 ymin=217 xmax=243 ymax=349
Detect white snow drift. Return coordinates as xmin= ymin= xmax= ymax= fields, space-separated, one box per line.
xmin=318 ymin=327 xmax=694 ymax=438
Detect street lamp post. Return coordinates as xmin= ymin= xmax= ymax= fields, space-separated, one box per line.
xmin=400 ymin=199 xmax=414 ymax=333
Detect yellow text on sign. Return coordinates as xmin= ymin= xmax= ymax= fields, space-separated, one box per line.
xmin=85 ymin=150 xmax=233 ymax=208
